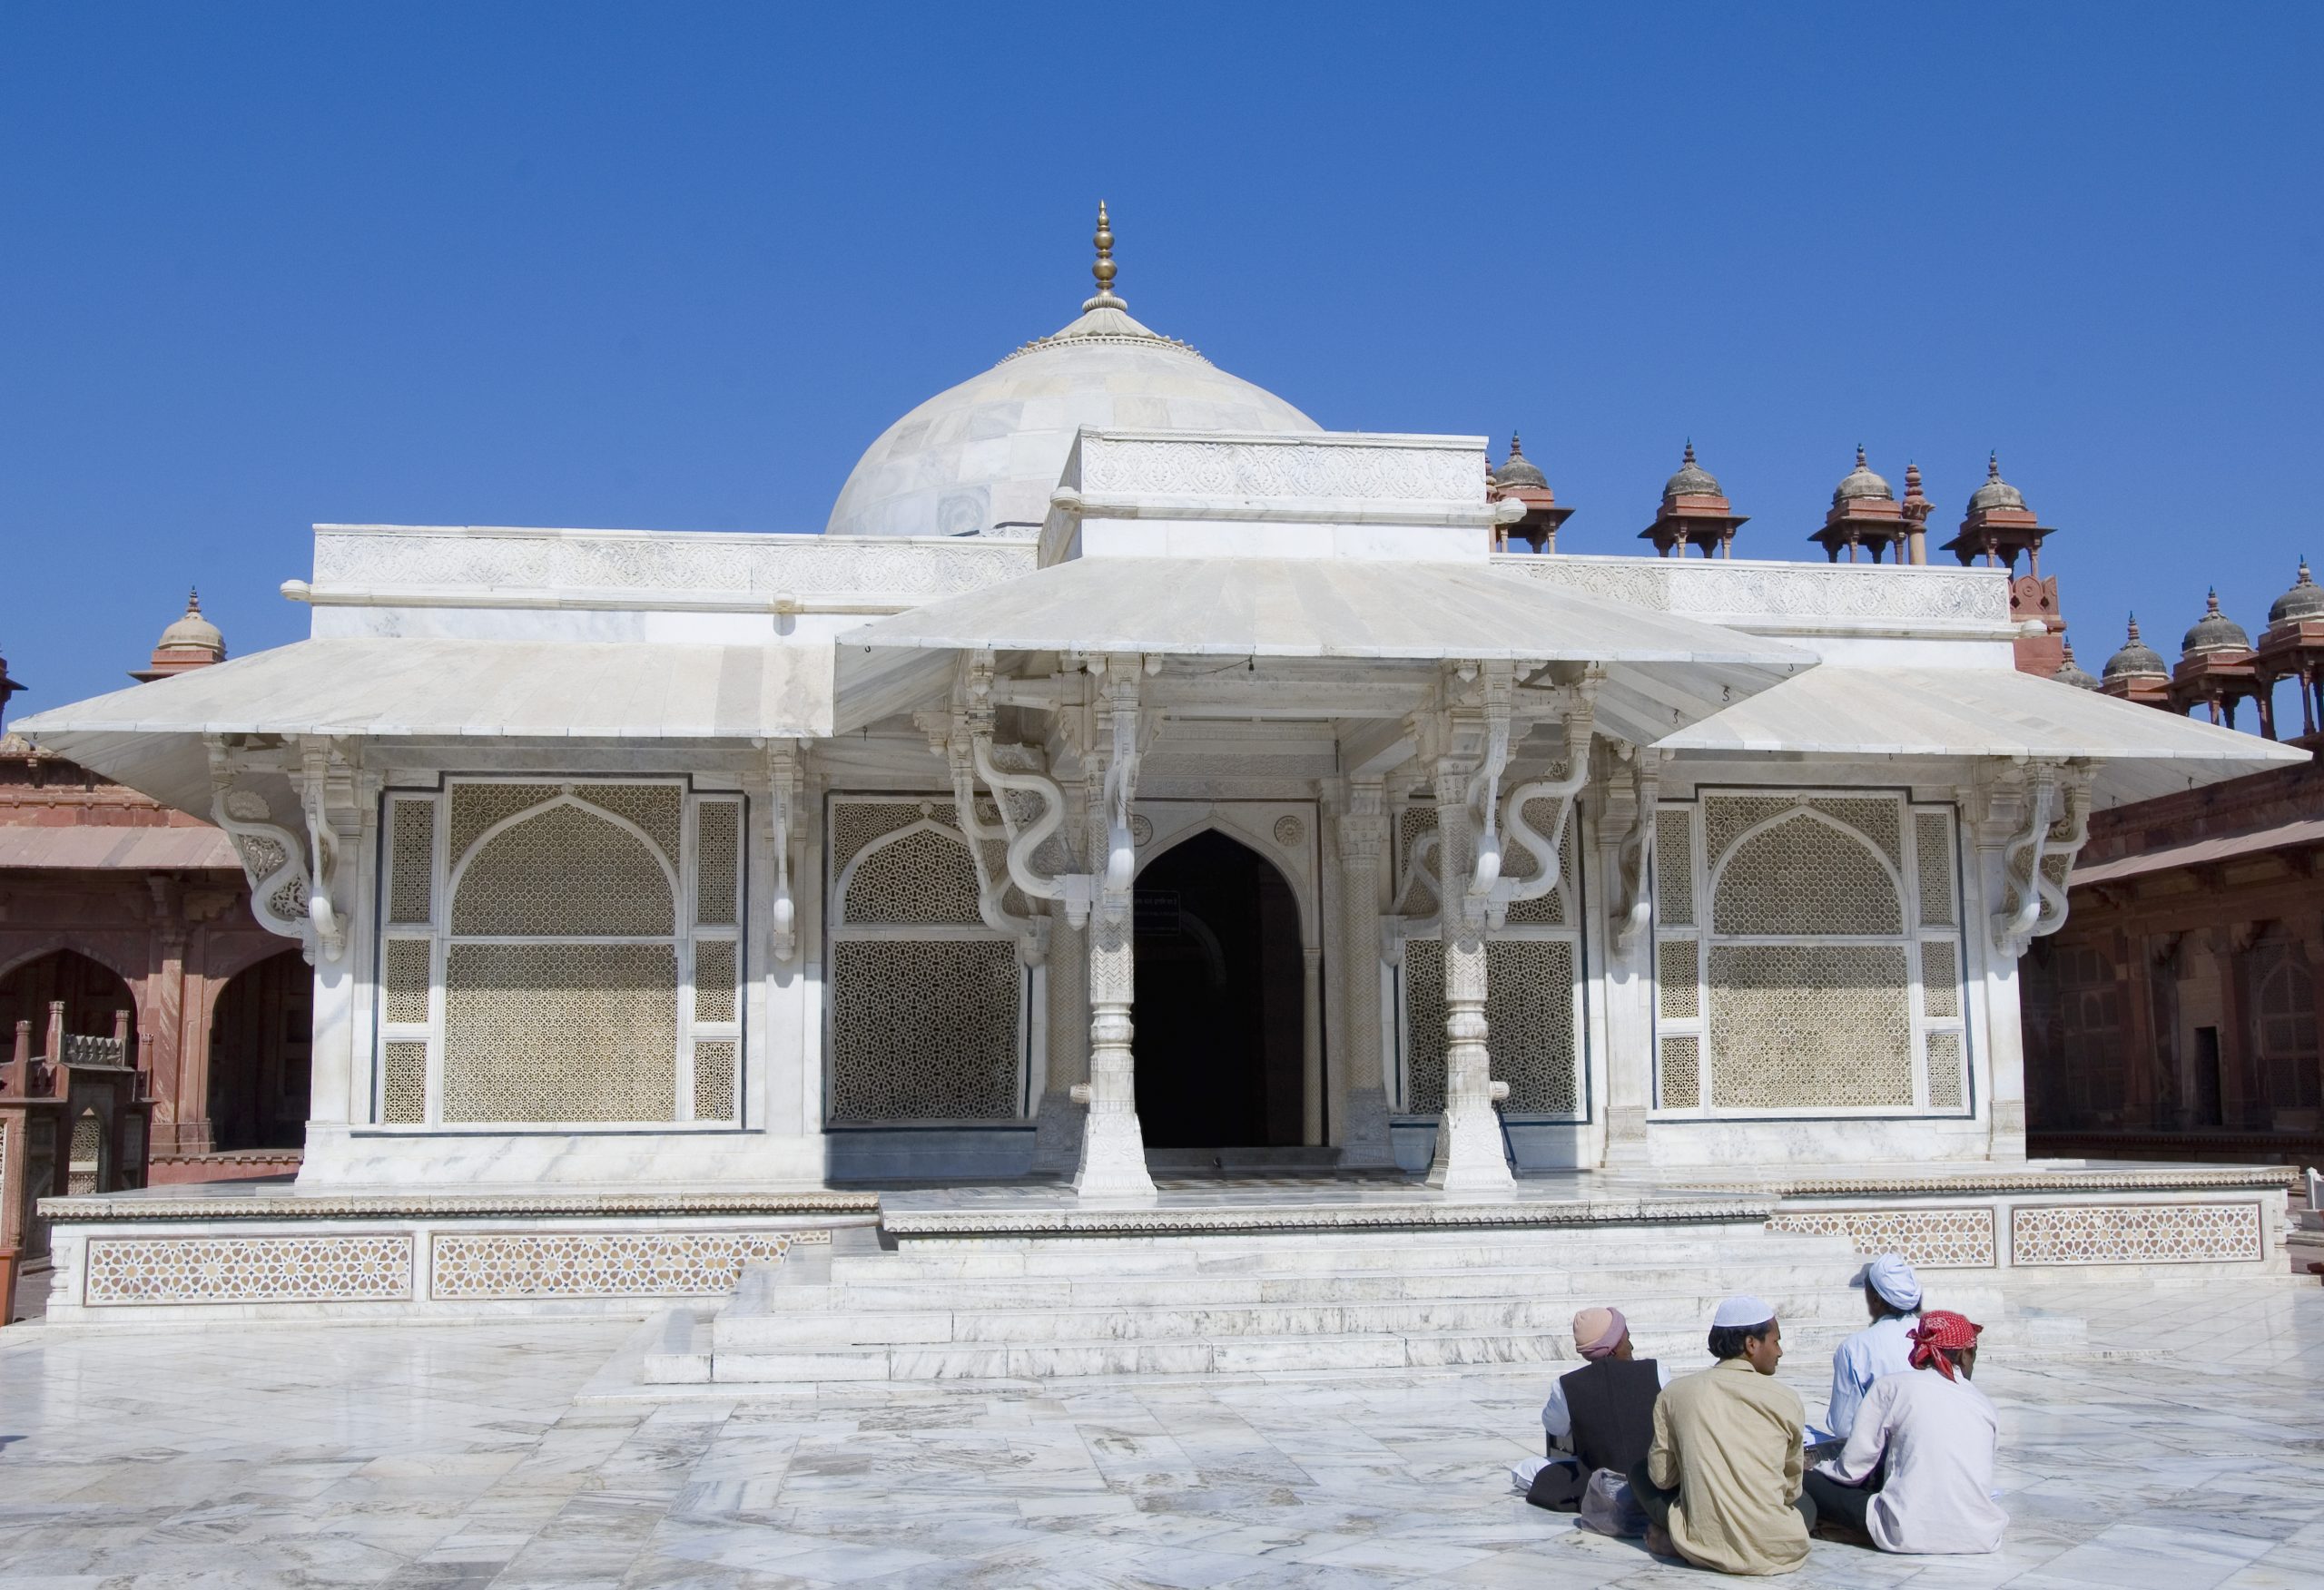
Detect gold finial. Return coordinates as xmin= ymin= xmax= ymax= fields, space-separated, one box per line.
xmin=1082 ymin=200 xmax=1127 ymax=312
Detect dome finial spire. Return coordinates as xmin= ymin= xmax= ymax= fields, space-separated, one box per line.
xmin=1083 ymin=200 xmax=1127 ymax=312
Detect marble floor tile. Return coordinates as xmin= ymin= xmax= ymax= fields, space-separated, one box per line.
xmin=3 ymin=1285 xmax=2322 ymax=1587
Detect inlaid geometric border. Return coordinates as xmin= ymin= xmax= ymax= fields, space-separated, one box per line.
xmin=85 ymin=1235 xmax=415 ymax=1305
xmin=1767 ymin=1207 xmax=1996 ymax=1268
xmin=431 ymin=1231 xmax=814 ymax=1299
xmin=2009 ymin=1202 xmax=2264 ymax=1266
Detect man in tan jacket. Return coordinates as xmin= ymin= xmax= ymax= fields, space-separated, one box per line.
xmin=1627 ymin=1294 xmax=1814 ymax=1575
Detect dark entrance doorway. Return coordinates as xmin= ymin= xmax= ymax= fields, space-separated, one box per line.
xmin=208 ymin=947 xmax=310 ymax=1152
xmin=1133 ymin=829 xmax=1305 ymax=1149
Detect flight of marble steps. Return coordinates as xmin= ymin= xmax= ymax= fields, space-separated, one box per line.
xmin=644 ymin=1221 xmax=2078 ymax=1385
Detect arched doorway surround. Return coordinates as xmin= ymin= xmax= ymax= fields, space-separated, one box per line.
xmin=1131 ymin=821 xmax=1315 ymax=1150
xmin=206 ymin=947 xmax=311 ymax=1152
xmin=0 ymin=947 xmax=136 ymax=1056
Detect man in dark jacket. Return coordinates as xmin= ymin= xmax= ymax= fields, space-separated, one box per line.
xmin=1527 ymin=1306 xmax=1670 ymax=1511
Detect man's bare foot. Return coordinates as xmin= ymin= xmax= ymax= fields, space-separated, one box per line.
xmin=1643 ymin=1523 xmax=1676 ymax=1558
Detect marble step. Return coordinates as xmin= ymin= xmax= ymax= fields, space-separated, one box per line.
xmin=854 ymin=1233 xmax=1853 ymax=1281
xmin=660 ymin=1300 xmax=2067 ymax=1389
xmin=713 ymin=1285 xmax=1878 ymax=1351
xmin=810 ymin=1260 xmax=1868 ymax=1314
xmin=701 ymin=1319 xmax=1886 ymax=1385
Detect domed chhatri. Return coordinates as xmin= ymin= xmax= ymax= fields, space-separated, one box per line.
xmin=2052 ymin=635 xmax=2100 ymax=691
xmin=1811 ymin=446 xmax=1908 ymax=564
xmin=1663 ymin=440 xmax=1720 ymax=501
xmin=2268 ymin=558 xmax=2324 ymax=629
xmin=2102 ymin=614 xmax=2169 ymax=682
xmin=1966 ymin=452 xmax=2026 ymax=515
xmin=1490 ymin=433 xmax=1548 ymax=492
xmin=130 ymin=589 xmax=228 ymax=682
xmin=1489 ymin=434 xmax=1572 ymax=554
xmin=825 ymin=203 xmax=1319 ymax=539
xmin=2181 ymin=587 xmax=2252 ymax=659
xmin=1642 ymin=442 xmax=1748 ymax=558
xmin=1832 ymin=444 xmax=1894 ymax=505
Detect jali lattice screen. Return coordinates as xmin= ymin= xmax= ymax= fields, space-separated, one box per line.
xmin=1393 ymin=800 xmax=1585 ymax=1118
xmin=374 ymin=780 xmax=745 ymax=1126
xmin=1652 ymin=790 xmax=1970 ymax=1117
xmin=826 ymin=798 xmax=1026 ymax=1121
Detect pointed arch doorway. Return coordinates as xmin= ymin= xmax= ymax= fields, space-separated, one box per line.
xmin=1132 ymin=829 xmax=1306 ymax=1149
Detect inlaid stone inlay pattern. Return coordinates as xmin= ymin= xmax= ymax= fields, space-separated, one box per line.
xmin=2010 ymin=1202 xmax=2264 ymax=1266
xmin=86 ymin=1234 xmax=414 ymax=1304
xmin=430 ymin=1231 xmax=802 ymax=1298
xmin=1767 ymin=1207 xmax=1996 ymax=1268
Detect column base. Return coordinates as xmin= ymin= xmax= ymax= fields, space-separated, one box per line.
xmin=1072 ymin=1109 xmax=1157 ymax=1202
xmin=1029 ymin=1090 xmax=1083 ymax=1176
xmin=1602 ymin=1104 xmax=1650 ymax=1168
xmin=1424 ymin=1104 xmax=1515 ymax=1195
xmin=1336 ymin=1086 xmax=1398 ymax=1170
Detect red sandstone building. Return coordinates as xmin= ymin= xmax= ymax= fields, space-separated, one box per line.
xmin=0 ymin=597 xmax=306 ymax=1183
xmin=2022 ymin=564 xmax=2324 ymax=1171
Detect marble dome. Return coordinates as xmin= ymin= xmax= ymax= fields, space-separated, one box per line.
xmin=825 ymin=215 xmax=1318 ymax=539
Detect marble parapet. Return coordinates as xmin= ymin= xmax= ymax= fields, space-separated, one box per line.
xmin=300 ymin=524 xmax=1036 ymax=614
xmin=1494 ymin=552 xmax=2015 ymax=640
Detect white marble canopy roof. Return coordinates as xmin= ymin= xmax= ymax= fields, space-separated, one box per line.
xmin=834 ymin=555 xmax=1817 ymax=745
xmin=14 ymin=637 xmax=839 ymax=812
xmin=1656 ymin=662 xmax=2309 ymax=805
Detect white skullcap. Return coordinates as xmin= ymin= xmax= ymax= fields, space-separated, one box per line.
xmin=1849 ymin=1253 xmax=1923 ymax=1311
xmin=1711 ymin=1294 xmax=1777 ymax=1330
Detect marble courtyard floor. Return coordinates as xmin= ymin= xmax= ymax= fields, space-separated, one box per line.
xmin=3 ymin=1281 xmax=2321 ymax=1589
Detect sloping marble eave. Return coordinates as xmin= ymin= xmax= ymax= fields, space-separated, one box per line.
xmin=12 ymin=637 xmax=841 ymax=813
xmin=1656 ymin=663 xmax=2309 ymax=805
xmin=834 ymin=555 xmax=1815 ymax=741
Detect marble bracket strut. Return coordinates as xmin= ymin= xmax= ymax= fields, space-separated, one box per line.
xmin=1610 ymin=746 xmax=1663 ymax=955
xmin=763 ymin=739 xmax=804 ymax=964
xmin=204 ymin=733 xmax=349 ymax=965
xmin=1990 ymin=760 xmax=2092 ymax=960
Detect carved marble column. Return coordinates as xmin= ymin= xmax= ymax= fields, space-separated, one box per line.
xmin=1071 ymin=656 xmax=1156 ymax=1202
xmin=1600 ymin=752 xmax=1658 ymax=1167
xmin=1334 ymin=779 xmax=1396 ymax=1167
xmin=1967 ymin=776 xmax=2030 ymax=1160
xmin=1426 ymin=763 xmax=1514 ymax=1195
xmin=1030 ymin=896 xmax=1088 ymax=1173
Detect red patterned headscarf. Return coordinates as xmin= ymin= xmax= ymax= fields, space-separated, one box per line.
xmin=1909 ymin=1310 xmax=1983 ymax=1379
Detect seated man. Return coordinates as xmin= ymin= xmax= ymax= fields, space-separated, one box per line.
xmin=1526 ymin=1306 xmax=1670 ymax=1512
xmin=1823 ymin=1253 xmax=1923 ymax=1444
xmin=1628 ymin=1296 xmax=1813 ymax=1575
xmin=1803 ymin=1310 xmax=2007 ymax=1556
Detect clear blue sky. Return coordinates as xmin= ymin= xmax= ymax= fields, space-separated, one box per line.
xmin=5 ymin=4 xmax=2319 ymax=719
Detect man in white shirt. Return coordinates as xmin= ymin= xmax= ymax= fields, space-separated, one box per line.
xmin=1803 ymin=1310 xmax=2008 ymax=1555
xmin=1823 ymin=1252 xmax=1921 ymax=1443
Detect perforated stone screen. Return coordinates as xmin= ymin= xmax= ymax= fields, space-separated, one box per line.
xmin=388 ymin=800 xmax=435 ymax=924
xmin=830 ymin=937 xmax=1020 ymax=1119
xmin=1402 ymin=937 xmax=1581 ymax=1116
xmin=1666 ymin=792 xmax=1969 ymax=1117
xmin=452 ymin=802 xmax=675 ymax=937
xmin=442 ymin=942 xmax=678 ymax=1123
xmin=1706 ymin=943 xmax=1914 ymax=1108
xmin=1713 ymin=813 xmax=1902 ymax=936
xmin=696 ymin=800 xmax=740 ymax=926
